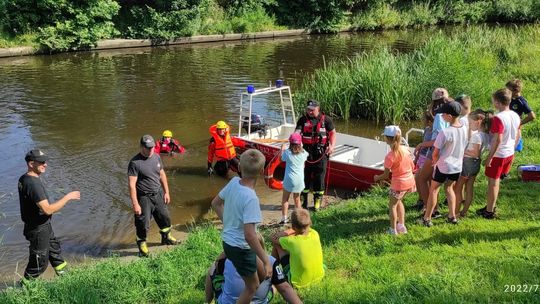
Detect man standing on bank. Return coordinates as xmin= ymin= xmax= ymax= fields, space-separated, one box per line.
xmin=128 ymin=135 xmax=177 ymax=257
xmin=295 ymin=100 xmax=336 ymax=211
xmin=18 ymin=149 xmax=80 ymax=279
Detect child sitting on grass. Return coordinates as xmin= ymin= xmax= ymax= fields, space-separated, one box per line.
xmin=204 ymin=233 xmax=301 ymax=304
xmin=271 ymin=209 xmax=324 ymax=288
xmin=422 ymin=101 xmax=467 ymax=227
xmin=211 ymin=149 xmax=271 ymax=304
xmin=413 ymin=110 xmax=434 ymax=210
xmin=374 ymin=125 xmax=416 ymax=235
xmin=455 ymin=109 xmax=492 ymax=217
xmin=279 ymin=133 xmax=309 ymax=225
xmin=477 ymin=89 xmax=521 ymax=219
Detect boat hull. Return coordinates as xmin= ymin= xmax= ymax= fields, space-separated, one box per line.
xmin=232 ymin=137 xmax=383 ymax=192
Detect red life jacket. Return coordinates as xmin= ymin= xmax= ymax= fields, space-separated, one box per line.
xmin=301 ymin=113 xmax=328 ymax=146
xmin=155 ymin=138 xmax=185 ymax=154
xmin=209 ymin=125 xmax=236 ymax=161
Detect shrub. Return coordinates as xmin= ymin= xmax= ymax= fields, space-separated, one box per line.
xmin=271 ymin=0 xmax=350 ymax=32
xmin=0 ymin=0 xmax=120 ymax=51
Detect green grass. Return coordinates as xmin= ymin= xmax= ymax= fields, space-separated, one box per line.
xmin=0 ymin=32 xmax=37 ymax=48
xmin=295 ymin=25 xmax=540 ymax=126
xmin=2 ymin=129 xmax=539 ymax=303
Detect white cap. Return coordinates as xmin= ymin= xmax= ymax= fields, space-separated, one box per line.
xmin=382 ymin=125 xmax=401 ymax=137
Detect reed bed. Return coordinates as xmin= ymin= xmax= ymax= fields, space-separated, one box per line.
xmin=295 ymin=25 xmax=540 ymax=125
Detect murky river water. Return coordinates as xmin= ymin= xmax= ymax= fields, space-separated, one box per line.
xmin=0 ymin=30 xmax=436 ymax=282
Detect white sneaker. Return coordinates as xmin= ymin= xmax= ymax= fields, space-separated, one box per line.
xmin=279 ymin=217 xmax=289 ymax=225
xmin=387 ymin=227 xmax=397 ymax=235
xmin=397 ymin=223 xmax=408 ymax=234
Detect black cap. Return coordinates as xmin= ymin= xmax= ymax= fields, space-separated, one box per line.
xmin=140 ymin=135 xmax=155 ymax=148
xmin=439 ymin=101 xmax=462 ymax=117
xmin=306 ymin=99 xmax=319 ymax=108
xmin=25 ymin=149 xmax=48 ymax=163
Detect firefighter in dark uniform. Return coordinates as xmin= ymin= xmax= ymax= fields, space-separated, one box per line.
xmin=18 ymin=149 xmax=81 ymax=279
xmin=295 ymin=100 xmax=336 ymax=211
xmin=128 ymin=135 xmax=177 ymax=257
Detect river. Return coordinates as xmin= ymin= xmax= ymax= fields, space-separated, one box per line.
xmin=0 ymin=29 xmax=434 ymax=282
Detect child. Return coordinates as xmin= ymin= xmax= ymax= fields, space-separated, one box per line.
xmin=413 ymin=110 xmax=434 ymax=210
xmin=271 ymin=209 xmax=324 ymax=289
xmin=374 ymin=126 xmax=416 ymax=235
xmin=211 ymin=149 xmax=271 ymax=304
xmin=455 ymin=109 xmax=492 ymax=217
xmin=422 ymin=101 xmax=467 ymax=226
xmin=204 ymin=233 xmax=301 ymax=304
xmin=456 ymin=94 xmax=472 ymax=130
xmin=506 ymin=79 xmax=536 ymax=153
xmin=477 ymin=89 xmax=520 ymax=219
xmin=415 ymin=88 xmax=451 ymax=217
xmin=279 ymin=133 xmax=309 ymax=224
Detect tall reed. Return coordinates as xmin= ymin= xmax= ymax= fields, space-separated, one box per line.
xmin=296 ymin=25 xmax=540 ymax=124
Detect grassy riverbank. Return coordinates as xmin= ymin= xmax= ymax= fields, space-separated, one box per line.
xmin=2 ymin=133 xmax=539 ymax=302
xmin=296 ymin=24 xmax=540 ymax=127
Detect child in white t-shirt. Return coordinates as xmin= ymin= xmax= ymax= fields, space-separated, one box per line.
xmin=455 ymin=109 xmax=492 ymax=217
xmin=478 ymin=89 xmax=520 ymax=219
xmin=422 ymin=101 xmax=468 ymax=227
xmin=211 ymin=149 xmax=271 ymax=303
xmin=456 ymin=94 xmax=472 ymax=130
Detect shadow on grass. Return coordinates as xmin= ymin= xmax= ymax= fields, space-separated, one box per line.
xmin=412 ymin=225 xmax=540 ymax=247
xmin=313 ymin=206 xmax=389 ymax=244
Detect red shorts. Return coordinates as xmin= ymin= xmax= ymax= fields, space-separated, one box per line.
xmin=485 ymin=155 xmax=514 ymax=179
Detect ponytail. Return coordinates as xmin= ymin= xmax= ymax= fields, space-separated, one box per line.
xmin=481 ymin=110 xmax=495 ymax=133
xmin=388 ymin=132 xmax=404 ymax=160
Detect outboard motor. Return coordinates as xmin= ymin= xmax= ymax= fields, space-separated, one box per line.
xmin=242 ymin=114 xmax=268 ymax=136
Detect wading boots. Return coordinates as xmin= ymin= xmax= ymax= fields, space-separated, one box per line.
xmin=54 ymin=261 xmax=68 ymax=276
xmin=301 ymin=191 xmax=309 ymax=209
xmin=160 ymin=227 xmax=178 ymax=245
xmin=137 ymin=240 xmax=149 ymax=257
xmin=314 ymin=193 xmax=323 ymax=212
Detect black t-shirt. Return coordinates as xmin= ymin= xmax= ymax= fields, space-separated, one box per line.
xmin=18 ymin=174 xmax=50 ymax=226
xmin=127 ymin=153 xmax=164 ymax=195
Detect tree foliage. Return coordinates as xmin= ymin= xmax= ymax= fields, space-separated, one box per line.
xmin=0 ymin=0 xmax=120 ymax=51
xmin=2 ymin=0 xmax=540 ymax=51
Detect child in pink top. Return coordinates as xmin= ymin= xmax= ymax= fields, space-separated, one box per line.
xmin=374 ymin=126 xmax=416 ymax=235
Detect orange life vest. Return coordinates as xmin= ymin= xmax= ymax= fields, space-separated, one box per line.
xmin=209 ymin=125 xmax=236 ymax=161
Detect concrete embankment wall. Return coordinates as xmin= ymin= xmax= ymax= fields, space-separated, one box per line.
xmin=0 ymin=29 xmax=309 ymax=58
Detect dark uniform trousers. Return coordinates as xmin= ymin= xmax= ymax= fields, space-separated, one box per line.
xmin=214 ymin=157 xmax=240 ymax=177
xmin=23 ymin=221 xmax=65 ymax=279
xmin=134 ymin=189 xmax=171 ymax=241
xmin=304 ymin=154 xmax=328 ymax=193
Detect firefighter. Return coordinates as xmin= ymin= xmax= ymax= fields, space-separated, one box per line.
xmin=128 ymin=135 xmax=177 ymax=257
xmin=18 ymin=149 xmax=81 ymax=279
xmin=295 ymin=100 xmax=336 ymax=211
xmin=207 ymin=121 xmax=240 ymax=177
xmin=155 ymin=130 xmax=185 ymax=155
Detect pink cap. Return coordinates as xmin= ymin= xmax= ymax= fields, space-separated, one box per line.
xmin=289 ymin=133 xmax=302 ymax=145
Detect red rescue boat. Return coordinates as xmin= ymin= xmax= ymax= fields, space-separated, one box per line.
xmin=232 ymin=83 xmax=419 ymax=192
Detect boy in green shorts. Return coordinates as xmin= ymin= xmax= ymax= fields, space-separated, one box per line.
xmin=211 ymin=149 xmax=271 ymax=304
xmin=271 ymin=209 xmax=324 ymax=288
